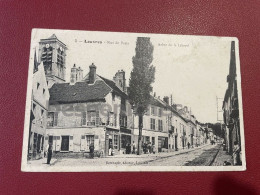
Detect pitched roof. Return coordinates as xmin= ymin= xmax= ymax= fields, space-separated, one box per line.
xmin=48 ymin=34 xmax=57 ymax=39
xmin=39 ymin=34 xmax=67 ymax=48
xmin=49 ymin=80 xmax=111 ymax=104
xmin=98 ymin=75 xmax=128 ymax=99
xmin=150 ymin=96 xmax=166 ymax=108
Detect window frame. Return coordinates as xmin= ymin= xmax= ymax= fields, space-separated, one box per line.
xmin=150 ymin=118 xmax=156 ymax=130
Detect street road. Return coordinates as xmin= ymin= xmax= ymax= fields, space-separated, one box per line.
xmin=146 ymin=144 xmax=220 ymax=166
xmin=28 ymin=144 xmax=221 ymax=168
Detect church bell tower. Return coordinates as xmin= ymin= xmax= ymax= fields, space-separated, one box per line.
xmin=38 ymin=34 xmax=67 ymax=88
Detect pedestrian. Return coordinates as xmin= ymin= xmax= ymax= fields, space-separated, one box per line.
xmin=232 ymin=141 xmax=241 ymax=165
xmin=46 ymin=144 xmax=53 ymax=165
xmin=152 ymin=144 xmax=156 ymax=154
xmin=126 ymin=143 xmax=129 ymax=154
xmin=132 ymin=141 xmax=136 ymax=154
xmin=143 ymin=143 xmax=147 ymax=154
xmin=187 ymin=142 xmax=190 ymax=149
xmin=89 ymin=143 xmax=95 ymax=158
xmin=147 ymin=142 xmax=151 ymax=153
xmin=128 ymin=143 xmax=131 ymax=154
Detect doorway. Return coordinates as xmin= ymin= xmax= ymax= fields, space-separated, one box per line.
xmin=61 ymin=136 xmax=69 ymax=151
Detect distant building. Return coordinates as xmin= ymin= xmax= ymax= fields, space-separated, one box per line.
xmin=177 ymin=106 xmax=198 ymax=148
xmin=132 ymin=95 xmax=169 ymax=153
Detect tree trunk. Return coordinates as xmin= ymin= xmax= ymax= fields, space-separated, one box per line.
xmin=137 ymin=115 xmax=143 ymax=155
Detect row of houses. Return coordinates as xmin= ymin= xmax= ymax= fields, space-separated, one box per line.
xmin=28 ymin=35 xmax=213 ymax=160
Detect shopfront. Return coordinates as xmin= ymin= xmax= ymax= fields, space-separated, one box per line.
xmin=105 ymin=128 xmax=120 ymax=156
xmin=120 ymin=127 xmax=132 ymax=154
xmin=158 ymin=136 xmax=168 ymax=152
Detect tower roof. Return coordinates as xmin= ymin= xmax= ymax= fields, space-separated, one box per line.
xmin=89 ymin=63 xmax=96 ymax=68
xmin=48 ymin=34 xmax=57 ymax=39
xmin=39 ymin=34 xmax=67 ymax=48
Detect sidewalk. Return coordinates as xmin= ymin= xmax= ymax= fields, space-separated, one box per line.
xmin=211 ymin=145 xmax=233 ymax=166
xmin=106 ymin=143 xmax=212 ymax=159
xmin=27 ymin=157 xmax=58 ymax=167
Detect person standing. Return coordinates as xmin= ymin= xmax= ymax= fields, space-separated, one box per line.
xmin=187 ymin=142 xmax=190 ymax=149
xmin=132 ymin=141 xmax=136 ymax=154
xmin=89 ymin=143 xmax=95 ymax=158
xmin=152 ymin=144 xmax=156 ymax=154
xmin=47 ymin=144 xmax=53 ymax=165
xmin=233 ymin=141 xmax=241 ymax=165
xmin=148 ymin=142 xmax=151 ymax=154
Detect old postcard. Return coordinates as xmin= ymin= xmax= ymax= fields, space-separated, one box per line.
xmin=21 ymin=29 xmax=246 ymax=172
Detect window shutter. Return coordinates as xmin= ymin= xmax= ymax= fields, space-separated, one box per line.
xmin=87 ymin=111 xmax=91 ymax=122
xmin=82 ymin=112 xmax=86 ymax=125
xmin=53 ymin=112 xmax=58 ymax=126
xmin=96 ymin=111 xmax=100 ymax=125
xmin=114 ymin=114 xmax=117 ymax=126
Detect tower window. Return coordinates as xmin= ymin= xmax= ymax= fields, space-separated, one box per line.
xmin=43 ymin=88 xmax=45 ymax=94
xmin=37 ymin=82 xmax=40 ymax=89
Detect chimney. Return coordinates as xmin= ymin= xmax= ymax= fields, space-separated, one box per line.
xmin=77 ymin=66 xmax=83 ymax=81
xmin=70 ymin=64 xmax=77 ymax=85
xmin=89 ymin=63 xmax=96 ymax=84
xmin=163 ymin=96 xmax=169 ymax=104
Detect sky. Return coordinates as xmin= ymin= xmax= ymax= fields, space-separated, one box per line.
xmin=30 ymin=29 xmax=238 ymax=123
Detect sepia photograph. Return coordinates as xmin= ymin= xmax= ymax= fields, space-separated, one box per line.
xmin=21 ymin=29 xmax=245 ymax=172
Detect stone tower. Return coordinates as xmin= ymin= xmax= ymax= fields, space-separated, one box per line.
xmin=38 ymin=34 xmax=68 ymax=88
xmin=113 ymin=70 xmax=126 ymax=93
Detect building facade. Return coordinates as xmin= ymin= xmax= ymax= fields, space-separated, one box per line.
xmin=222 ymin=41 xmax=241 ymax=164
xmin=132 ymin=95 xmax=169 ymax=153
xmin=28 ymin=54 xmax=50 ymax=160
xmin=45 ymin=64 xmax=133 ymax=156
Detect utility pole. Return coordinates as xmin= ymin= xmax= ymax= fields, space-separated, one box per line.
xmin=216 ymin=96 xmax=223 ymax=122
xmin=216 ymin=96 xmax=224 ymax=144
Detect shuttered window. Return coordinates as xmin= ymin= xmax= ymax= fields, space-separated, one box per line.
xmin=53 ymin=112 xmax=58 ymax=126
xmin=82 ymin=112 xmax=86 ymax=125
xmin=150 ymin=118 xmax=155 ymax=130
